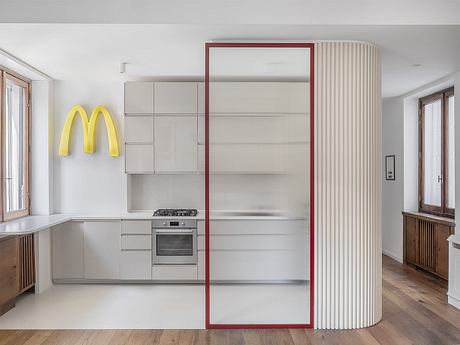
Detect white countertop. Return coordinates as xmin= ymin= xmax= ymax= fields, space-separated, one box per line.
xmin=0 ymin=211 xmax=308 ymax=236
xmin=448 ymin=234 xmax=460 ymax=245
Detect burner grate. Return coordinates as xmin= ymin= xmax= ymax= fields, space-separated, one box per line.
xmin=153 ymin=208 xmax=198 ymax=217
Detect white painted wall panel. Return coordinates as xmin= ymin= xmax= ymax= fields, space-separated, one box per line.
xmin=314 ymin=41 xmax=382 ymax=329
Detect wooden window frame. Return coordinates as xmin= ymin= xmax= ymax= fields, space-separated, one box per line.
xmin=0 ymin=69 xmax=31 ymax=222
xmin=419 ymin=86 xmax=454 ymax=218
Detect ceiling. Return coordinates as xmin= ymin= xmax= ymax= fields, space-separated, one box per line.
xmin=1 ymin=0 xmax=459 ymax=24
xmin=0 ymin=24 xmax=459 ymax=98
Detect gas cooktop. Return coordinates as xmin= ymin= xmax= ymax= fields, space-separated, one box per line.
xmin=153 ymin=208 xmax=198 ymax=217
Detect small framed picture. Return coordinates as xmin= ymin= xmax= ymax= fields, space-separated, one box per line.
xmin=385 ymin=155 xmax=395 ymax=180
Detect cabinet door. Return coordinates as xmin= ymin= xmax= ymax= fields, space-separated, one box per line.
xmin=124 ymin=116 xmax=154 ymax=143
xmin=0 ymin=237 xmax=17 ymax=309
xmin=154 ymin=116 xmax=197 ymax=172
xmin=84 ymin=221 xmax=121 ymax=279
xmin=435 ymin=224 xmax=451 ymax=279
xmin=52 ymin=221 xmax=84 ymax=279
xmin=120 ymin=251 xmax=151 ymax=280
xmin=405 ymin=216 xmax=417 ymax=264
xmin=210 ymin=82 xmax=309 ymax=113
xmin=125 ymin=144 xmax=154 ymax=173
xmin=154 ymin=82 xmax=197 ymax=114
xmin=124 ymin=82 xmax=154 ymax=114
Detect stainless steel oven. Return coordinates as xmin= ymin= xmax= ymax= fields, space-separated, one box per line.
xmin=152 ymin=219 xmax=197 ymax=265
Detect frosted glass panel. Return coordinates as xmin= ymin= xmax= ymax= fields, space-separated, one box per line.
xmin=423 ymin=100 xmax=442 ymax=207
xmin=207 ymin=46 xmax=311 ymax=325
xmin=447 ymin=96 xmax=455 ymax=209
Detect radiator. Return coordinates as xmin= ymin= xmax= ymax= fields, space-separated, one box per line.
xmin=18 ymin=234 xmax=35 ymax=294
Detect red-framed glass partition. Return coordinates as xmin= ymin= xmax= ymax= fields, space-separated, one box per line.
xmin=205 ymin=42 xmax=314 ymax=329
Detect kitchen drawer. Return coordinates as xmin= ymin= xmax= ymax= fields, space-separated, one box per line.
xmin=198 ymin=220 xmax=308 ymax=235
xmin=124 ymin=116 xmax=154 ymax=143
xmin=121 ymin=220 xmax=151 ymax=235
xmin=197 ymin=234 xmax=307 ymax=251
xmin=152 ymin=265 xmax=197 ymax=280
xmin=209 ymin=251 xmax=308 ymax=281
xmin=120 ymin=251 xmax=151 ymax=280
xmin=121 ymin=235 xmax=151 ymax=250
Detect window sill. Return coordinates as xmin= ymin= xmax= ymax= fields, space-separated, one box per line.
xmin=402 ymin=211 xmax=455 ymax=227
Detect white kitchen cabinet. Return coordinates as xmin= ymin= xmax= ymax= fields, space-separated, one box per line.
xmin=52 ymin=221 xmax=84 ymax=280
xmin=125 ymin=82 xmax=154 ymax=114
xmin=124 ymin=116 xmax=154 ymax=143
xmin=209 ymin=251 xmax=308 ymax=281
xmin=210 ymin=82 xmax=309 ymax=113
xmin=198 ymin=251 xmax=205 ymax=280
xmin=152 ymin=265 xmax=197 ymax=280
xmin=197 ymin=82 xmax=204 ymax=114
xmin=121 ymin=220 xmax=152 ymax=234
xmin=83 ymin=221 xmax=121 ymax=279
xmin=125 ymin=144 xmax=154 ymax=173
xmin=196 ymin=220 xmax=309 ymax=281
xmin=209 ymin=144 xmax=287 ymax=174
xmin=121 ymin=235 xmax=151 ymax=250
xmin=154 ymin=82 xmax=198 ymax=114
xmin=120 ymin=251 xmax=152 ymax=280
xmin=154 ymin=116 xmax=197 ymax=172
xmin=449 ymin=237 xmax=460 ymax=308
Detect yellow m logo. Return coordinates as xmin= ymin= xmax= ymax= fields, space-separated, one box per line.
xmin=59 ymin=105 xmax=120 ymax=157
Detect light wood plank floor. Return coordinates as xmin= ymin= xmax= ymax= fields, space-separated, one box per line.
xmin=1 ymin=255 xmax=460 ymax=345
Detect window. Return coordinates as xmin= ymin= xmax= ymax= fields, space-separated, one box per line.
xmin=419 ymin=87 xmax=454 ymax=217
xmin=0 ymin=70 xmax=30 ymax=221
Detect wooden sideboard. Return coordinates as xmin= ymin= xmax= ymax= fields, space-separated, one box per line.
xmin=0 ymin=234 xmax=35 ymax=316
xmin=403 ymin=212 xmax=455 ymax=280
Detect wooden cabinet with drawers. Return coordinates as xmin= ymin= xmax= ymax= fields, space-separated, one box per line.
xmin=403 ymin=212 xmax=455 ymax=280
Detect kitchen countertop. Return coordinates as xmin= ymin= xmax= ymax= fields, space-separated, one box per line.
xmin=0 ymin=211 xmax=308 ymax=236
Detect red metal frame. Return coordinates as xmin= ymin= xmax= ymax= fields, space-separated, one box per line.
xmin=205 ymin=42 xmax=315 ymax=329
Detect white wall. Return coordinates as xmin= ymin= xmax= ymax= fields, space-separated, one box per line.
xmin=382 ymin=74 xmax=459 ymax=263
xmin=31 ymin=80 xmax=54 ymax=215
xmin=382 ymin=97 xmax=404 ymax=262
xmin=53 ymin=81 xmax=126 ymax=214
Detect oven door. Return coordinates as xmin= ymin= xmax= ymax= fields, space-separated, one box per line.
xmin=153 ymin=229 xmax=197 ymax=264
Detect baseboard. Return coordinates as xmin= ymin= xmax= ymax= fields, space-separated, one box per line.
xmin=448 ymin=294 xmax=460 ymax=310
xmin=382 ymin=250 xmax=403 ymax=263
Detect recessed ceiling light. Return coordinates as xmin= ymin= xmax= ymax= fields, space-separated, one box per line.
xmin=413 ymin=63 xmax=422 ymax=67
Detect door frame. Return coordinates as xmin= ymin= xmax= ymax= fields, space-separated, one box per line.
xmin=204 ymin=42 xmax=315 ymax=329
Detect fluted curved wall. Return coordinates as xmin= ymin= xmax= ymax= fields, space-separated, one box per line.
xmin=314 ymin=41 xmax=382 ymax=329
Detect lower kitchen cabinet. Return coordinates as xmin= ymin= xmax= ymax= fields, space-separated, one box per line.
xmin=196 ymin=219 xmax=310 ymax=281
xmin=83 ymin=221 xmax=121 ymax=280
xmin=152 ymin=265 xmax=197 ymax=280
xmin=53 ymin=221 xmax=84 ymax=279
xmin=120 ymin=251 xmax=151 ymax=279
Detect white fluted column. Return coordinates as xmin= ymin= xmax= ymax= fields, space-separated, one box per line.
xmin=314 ymin=41 xmax=382 ymax=329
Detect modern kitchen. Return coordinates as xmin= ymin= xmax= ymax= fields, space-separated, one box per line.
xmin=0 ymin=16 xmax=459 ymax=343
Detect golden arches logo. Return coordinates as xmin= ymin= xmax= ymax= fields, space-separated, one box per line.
xmin=59 ymin=105 xmax=120 ymax=157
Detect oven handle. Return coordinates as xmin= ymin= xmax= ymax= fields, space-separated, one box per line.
xmin=155 ymin=229 xmax=195 ymax=234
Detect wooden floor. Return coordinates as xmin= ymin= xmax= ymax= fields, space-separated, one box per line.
xmin=1 ymin=255 xmax=460 ymax=345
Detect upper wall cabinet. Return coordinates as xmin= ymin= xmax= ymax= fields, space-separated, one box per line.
xmin=154 ymin=116 xmax=197 ymax=173
xmin=154 ymin=82 xmax=198 ymax=114
xmin=124 ymin=82 xmax=154 ymax=114
xmin=124 ymin=116 xmax=154 ymax=143
xmin=210 ymin=82 xmax=309 ymax=114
